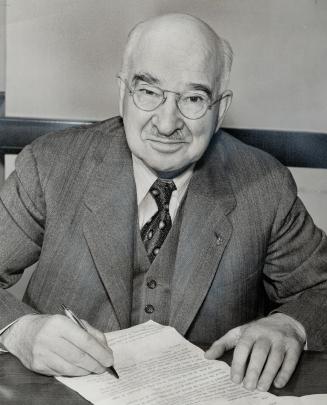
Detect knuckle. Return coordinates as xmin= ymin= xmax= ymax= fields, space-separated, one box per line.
xmin=103 ymin=354 xmax=114 ymax=367
xmin=31 ymin=345 xmax=43 ymax=361
xmin=268 ymin=355 xmax=284 ymax=370
xmin=272 ymin=331 xmax=284 ymax=341
xmin=246 ymin=367 xmax=260 ymax=379
xmin=73 ymin=350 xmax=88 ymax=366
xmin=286 ymin=336 xmax=302 ymax=349
xmin=280 ymin=361 xmax=295 ymax=375
xmin=259 ymin=374 xmax=274 ymax=387
xmin=41 ymin=315 xmax=64 ymax=334
xmin=59 ymin=364 xmax=75 ymax=376
xmin=60 ymin=363 xmax=89 ymax=377
xmin=47 ymin=314 xmax=63 ymax=326
xmin=237 ymin=338 xmax=253 ymax=351
xmin=276 ymin=370 xmax=291 ymax=384
xmin=30 ymin=357 xmax=45 ymax=373
xmin=95 ymin=334 xmax=107 ymax=347
xmin=272 ymin=340 xmax=286 ymax=351
xmin=92 ymin=364 xmax=106 ymax=374
xmin=254 ymin=338 xmax=271 ymax=353
xmin=211 ymin=340 xmax=222 ymax=349
xmin=83 ymin=333 xmax=94 ymax=346
xmin=231 ymin=358 xmax=245 ymax=372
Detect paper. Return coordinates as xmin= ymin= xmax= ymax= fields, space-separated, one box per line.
xmin=57 ymin=321 xmax=326 ymax=405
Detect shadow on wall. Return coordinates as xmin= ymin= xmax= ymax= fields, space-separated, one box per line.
xmin=0 ymin=93 xmax=4 ymax=116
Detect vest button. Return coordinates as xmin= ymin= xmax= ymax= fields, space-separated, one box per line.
xmin=216 ymin=234 xmax=223 ymax=246
xmin=144 ymin=304 xmax=155 ymax=314
xmin=147 ymin=279 xmax=157 ymax=289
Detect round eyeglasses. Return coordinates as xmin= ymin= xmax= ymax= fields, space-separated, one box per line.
xmin=118 ymin=76 xmax=232 ymax=120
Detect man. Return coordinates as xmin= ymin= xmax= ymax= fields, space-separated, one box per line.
xmin=0 ymin=13 xmax=326 ymax=392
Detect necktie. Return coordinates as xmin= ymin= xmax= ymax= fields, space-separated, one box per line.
xmin=141 ymin=178 xmax=176 ymax=263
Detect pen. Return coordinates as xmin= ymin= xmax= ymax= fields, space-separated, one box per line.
xmin=61 ymin=304 xmax=119 ymax=379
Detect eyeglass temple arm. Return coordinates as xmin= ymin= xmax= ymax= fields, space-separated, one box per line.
xmin=209 ymin=89 xmax=233 ymax=108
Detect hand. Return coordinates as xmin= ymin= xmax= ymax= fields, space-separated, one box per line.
xmin=205 ymin=313 xmax=305 ymax=391
xmin=0 ymin=314 xmax=114 ymax=376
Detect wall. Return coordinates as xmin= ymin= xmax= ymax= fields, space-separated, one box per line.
xmin=0 ymin=0 xmax=5 ymax=118
xmin=4 ymin=0 xmax=327 ymax=131
xmin=0 ymin=1 xmax=5 ymax=93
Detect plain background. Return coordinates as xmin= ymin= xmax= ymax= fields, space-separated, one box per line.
xmin=0 ymin=0 xmax=326 ymax=297
xmin=0 ymin=1 xmax=4 ymax=92
xmin=3 ymin=0 xmax=327 ymax=131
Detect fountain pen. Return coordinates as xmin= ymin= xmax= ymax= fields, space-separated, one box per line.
xmin=61 ymin=304 xmax=119 ymax=379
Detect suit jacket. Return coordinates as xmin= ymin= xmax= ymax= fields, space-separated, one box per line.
xmin=0 ymin=117 xmax=326 ymax=349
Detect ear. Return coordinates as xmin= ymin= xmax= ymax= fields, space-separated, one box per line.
xmin=215 ymin=90 xmax=233 ymax=132
xmin=117 ymin=75 xmax=126 ymax=117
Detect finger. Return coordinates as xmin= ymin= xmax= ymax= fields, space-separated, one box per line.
xmin=47 ymin=353 xmax=92 ymax=376
xmin=28 ymin=351 xmax=91 ymax=377
xmin=205 ymin=328 xmax=241 ymax=360
xmin=60 ymin=320 xmax=114 ymax=368
xmin=52 ymin=337 xmax=107 ymax=374
xmin=257 ymin=345 xmax=285 ymax=391
xmin=273 ymin=345 xmax=302 ymax=388
xmin=231 ymin=334 xmax=255 ymax=384
xmin=82 ymin=320 xmax=109 ymax=348
xmin=243 ymin=338 xmax=271 ymax=391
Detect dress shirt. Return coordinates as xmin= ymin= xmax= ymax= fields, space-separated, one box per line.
xmin=132 ymin=155 xmax=194 ymax=229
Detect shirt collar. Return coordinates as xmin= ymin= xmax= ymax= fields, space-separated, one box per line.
xmin=132 ymin=154 xmax=194 ymax=206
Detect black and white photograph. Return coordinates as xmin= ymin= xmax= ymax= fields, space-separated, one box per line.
xmin=0 ymin=1 xmax=326 ymax=404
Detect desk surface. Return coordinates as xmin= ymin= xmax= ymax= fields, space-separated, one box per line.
xmin=0 ymin=351 xmax=326 ymax=404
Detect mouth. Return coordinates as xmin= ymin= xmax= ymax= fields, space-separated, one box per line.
xmin=147 ymin=138 xmax=186 ymax=153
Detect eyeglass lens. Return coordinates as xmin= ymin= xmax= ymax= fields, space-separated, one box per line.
xmin=133 ymin=84 xmax=210 ymax=119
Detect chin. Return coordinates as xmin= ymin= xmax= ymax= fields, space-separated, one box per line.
xmin=152 ymin=162 xmax=192 ymax=178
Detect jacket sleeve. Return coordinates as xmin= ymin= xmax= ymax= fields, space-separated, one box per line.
xmin=0 ymin=144 xmax=45 ymax=329
xmin=263 ymin=167 xmax=327 ymax=350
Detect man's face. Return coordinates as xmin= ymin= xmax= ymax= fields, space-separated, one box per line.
xmin=119 ymin=28 xmax=225 ymax=175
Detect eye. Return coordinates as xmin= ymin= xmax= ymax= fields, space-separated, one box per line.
xmin=136 ymin=86 xmax=161 ymax=98
xmin=142 ymin=89 xmax=157 ymax=96
xmin=184 ymin=94 xmax=206 ymax=104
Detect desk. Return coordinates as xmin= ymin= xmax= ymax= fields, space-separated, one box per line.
xmin=0 ymin=351 xmax=326 ymax=404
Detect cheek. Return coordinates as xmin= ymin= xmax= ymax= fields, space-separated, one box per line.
xmin=188 ymin=122 xmax=215 ymax=155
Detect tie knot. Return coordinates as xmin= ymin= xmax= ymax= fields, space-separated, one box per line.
xmin=150 ymin=178 xmax=176 ymax=210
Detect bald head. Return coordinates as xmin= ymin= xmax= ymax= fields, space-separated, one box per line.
xmin=120 ymin=14 xmax=233 ymax=94
xmin=118 ymin=14 xmax=234 ymax=175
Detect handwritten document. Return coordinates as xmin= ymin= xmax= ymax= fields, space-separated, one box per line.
xmin=57 ymin=321 xmax=326 ymax=405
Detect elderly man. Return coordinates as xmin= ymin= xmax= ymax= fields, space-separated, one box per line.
xmin=0 ymin=14 xmax=326 ymax=393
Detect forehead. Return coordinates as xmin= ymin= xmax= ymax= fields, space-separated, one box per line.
xmin=129 ymin=27 xmax=219 ymax=91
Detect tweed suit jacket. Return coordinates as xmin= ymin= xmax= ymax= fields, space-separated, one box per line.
xmin=0 ymin=116 xmax=326 ymax=349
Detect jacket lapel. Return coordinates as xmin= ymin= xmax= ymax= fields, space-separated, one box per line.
xmin=170 ymin=134 xmax=236 ymax=335
xmin=83 ymin=130 xmax=136 ymax=329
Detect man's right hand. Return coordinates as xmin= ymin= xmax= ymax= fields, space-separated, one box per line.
xmin=0 ymin=314 xmax=114 ymax=376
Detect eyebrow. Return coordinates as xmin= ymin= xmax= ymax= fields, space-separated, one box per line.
xmin=132 ymin=73 xmax=160 ymax=86
xmin=186 ymin=83 xmax=212 ymax=98
xmin=132 ymin=73 xmax=212 ymax=98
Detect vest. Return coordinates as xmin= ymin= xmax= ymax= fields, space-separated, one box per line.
xmin=131 ymin=200 xmax=185 ymax=326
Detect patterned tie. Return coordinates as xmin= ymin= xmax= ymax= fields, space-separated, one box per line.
xmin=141 ymin=178 xmax=176 ymax=263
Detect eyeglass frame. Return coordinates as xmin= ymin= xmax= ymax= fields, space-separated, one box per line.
xmin=117 ymin=75 xmax=233 ymax=120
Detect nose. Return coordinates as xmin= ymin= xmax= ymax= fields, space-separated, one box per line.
xmin=152 ymin=93 xmax=184 ymax=136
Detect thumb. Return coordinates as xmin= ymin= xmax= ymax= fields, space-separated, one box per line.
xmin=205 ymin=327 xmax=241 ymax=360
xmin=82 ymin=319 xmax=110 ymax=350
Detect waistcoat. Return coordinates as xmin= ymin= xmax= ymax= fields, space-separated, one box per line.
xmin=131 ymin=200 xmax=185 ymax=326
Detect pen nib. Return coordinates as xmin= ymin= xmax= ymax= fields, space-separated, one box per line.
xmin=108 ymin=366 xmax=120 ymax=379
